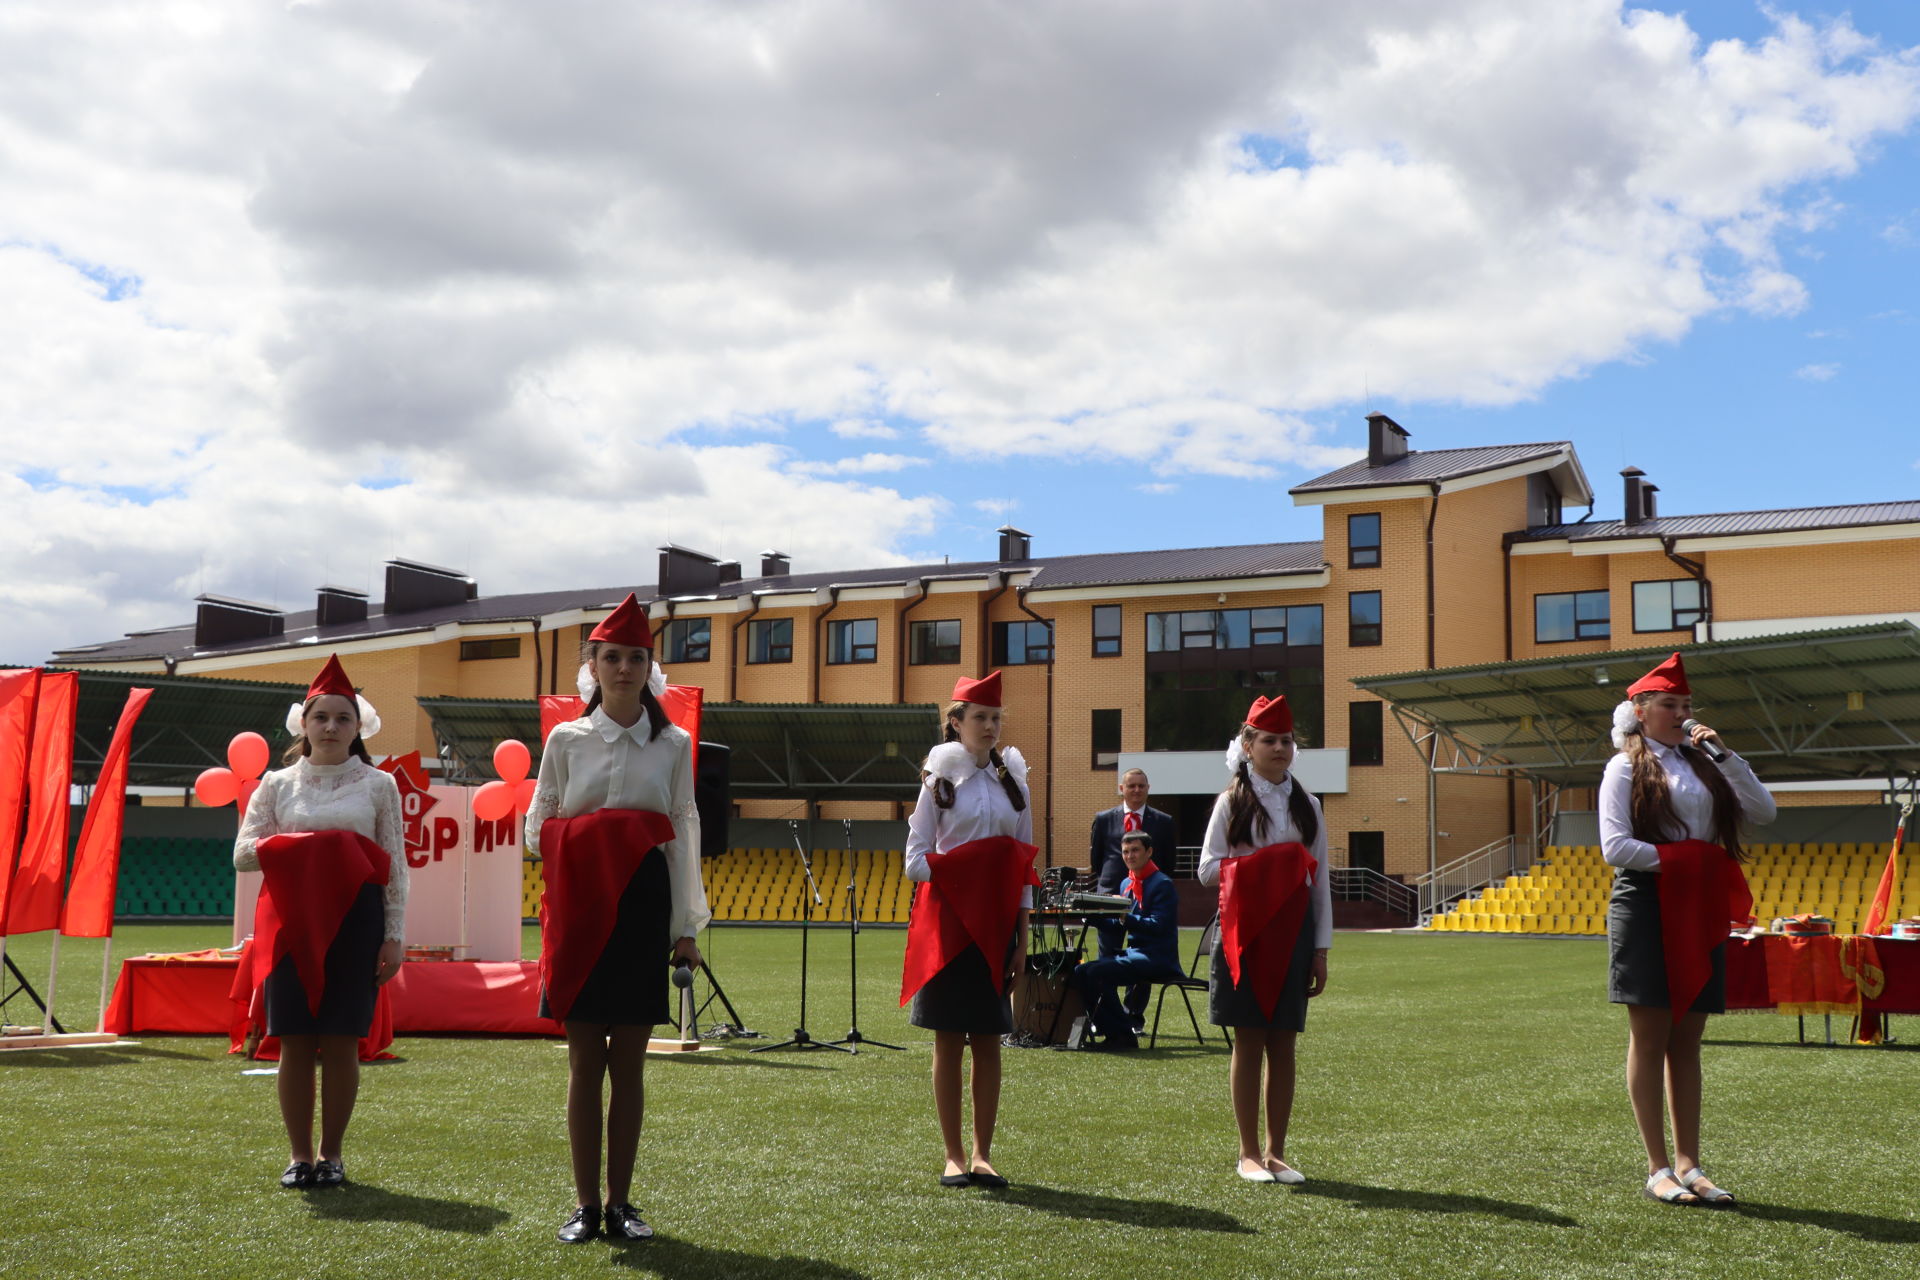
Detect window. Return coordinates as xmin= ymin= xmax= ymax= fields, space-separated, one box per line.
xmin=1347 ymin=831 xmax=1385 ymax=875
xmin=1348 ymin=513 xmax=1381 ymax=568
xmin=1348 ymin=592 xmax=1382 ymax=646
xmin=1632 ymin=579 xmax=1708 ymax=633
xmin=459 ymin=637 xmax=521 ymax=661
xmin=826 ymin=617 xmax=879 ymax=664
xmin=1143 ymin=605 xmax=1325 ymax=750
xmin=908 ymin=619 xmax=961 ymax=665
xmin=746 ymin=617 xmax=792 ymax=664
xmin=1092 ymin=605 xmax=1122 ymax=657
xmin=660 ymin=618 xmax=711 ymax=663
xmin=1535 ymin=590 xmax=1610 ymax=643
xmin=993 ymin=620 xmax=1053 ymax=665
xmin=1091 ymin=709 xmax=1122 ymax=770
xmin=1349 ymin=701 xmax=1384 ymax=766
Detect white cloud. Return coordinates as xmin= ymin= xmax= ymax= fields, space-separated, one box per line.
xmin=973 ymin=499 xmax=1018 ymax=516
xmin=1137 ymin=482 xmax=1179 ymax=495
xmin=790 ymin=452 xmax=930 ymax=476
xmin=830 ymin=419 xmax=900 ymax=440
xmin=1794 ymin=362 xmax=1841 ymax=380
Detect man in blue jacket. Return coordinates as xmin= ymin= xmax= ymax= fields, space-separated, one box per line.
xmin=1072 ymin=832 xmax=1184 ymax=1051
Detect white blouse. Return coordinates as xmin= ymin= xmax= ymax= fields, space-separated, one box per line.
xmin=233 ymin=756 xmax=409 ymax=942
xmin=1599 ymin=739 xmax=1776 ymax=872
xmin=1198 ymin=771 xmax=1334 ymax=950
xmin=904 ymin=743 xmax=1036 ymax=909
xmin=524 ymin=707 xmax=711 ymax=941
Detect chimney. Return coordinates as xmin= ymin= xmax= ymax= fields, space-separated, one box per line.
xmin=193 ymin=594 xmax=285 ymax=648
xmin=384 ymin=559 xmax=475 ymax=614
xmin=316 ymin=585 xmax=369 ymax=628
xmin=657 ymin=544 xmax=723 ymax=596
xmin=759 ymin=550 xmax=790 ymax=578
xmin=716 ymin=560 xmax=742 ymax=585
xmin=1621 ymin=467 xmax=1659 ymax=527
xmin=1366 ymin=413 xmax=1410 ymax=468
xmin=997 ymin=525 xmax=1032 ymax=561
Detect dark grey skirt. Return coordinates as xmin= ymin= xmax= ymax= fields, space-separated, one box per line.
xmin=1607 ymin=867 xmax=1726 ymax=1013
xmin=264 ymin=883 xmax=384 ymax=1038
xmin=1209 ymin=899 xmax=1317 ymax=1032
xmin=909 ymin=942 xmax=1014 ymax=1036
xmin=541 ymin=847 xmax=673 ymax=1028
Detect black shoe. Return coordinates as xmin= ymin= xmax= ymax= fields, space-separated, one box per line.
xmin=312 ymin=1159 xmax=346 ymax=1188
xmin=557 ymin=1205 xmax=602 ymax=1243
xmin=604 ymin=1203 xmax=654 ymax=1241
xmin=280 ymin=1161 xmax=314 ymax=1189
xmin=968 ymin=1170 xmax=1010 ymax=1189
xmin=938 ymin=1173 xmax=972 ymax=1188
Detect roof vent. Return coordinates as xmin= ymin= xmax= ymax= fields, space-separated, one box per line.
xmin=759 ymin=550 xmax=790 ymax=578
xmin=193 ymin=594 xmax=285 ymax=648
xmin=316 ymin=585 xmax=369 ymax=628
xmin=658 ymin=544 xmax=723 ymax=596
xmin=997 ymin=526 xmax=1033 ymax=561
xmin=1366 ymin=413 xmax=1410 ymax=468
xmin=716 ymin=560 xmax=742 ymax=585
xmin=384 ymin=559 xmax=475 ymax=614
xmin=1622 ymin=467 xmax=1658 ymax=527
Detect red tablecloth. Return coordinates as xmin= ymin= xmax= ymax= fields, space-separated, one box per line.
xmin=1726 ymin=935 xmax=1920 ymax=1037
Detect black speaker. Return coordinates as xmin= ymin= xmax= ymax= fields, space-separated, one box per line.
xmin=694 ymin=742 xmax=730 ymax=857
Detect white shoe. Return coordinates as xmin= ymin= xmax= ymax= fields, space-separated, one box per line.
xmin=1268 ymin=1161 xmax=1306 ymax=1185
xmin=1237 ymin=1160 xmax=1276 ymax=1183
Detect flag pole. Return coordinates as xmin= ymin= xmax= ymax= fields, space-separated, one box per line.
xmin=96 ymin=937 xmax=113 ymax=1034
xmin=44 ymin=933 xmax=60 ymax=1029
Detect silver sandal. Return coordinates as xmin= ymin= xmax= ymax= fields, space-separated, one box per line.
xmin=1643 ymin=1167 xmax=1700 ymax=1205
xmin=1677 ymin=1166 xmax=1735 ymax=1206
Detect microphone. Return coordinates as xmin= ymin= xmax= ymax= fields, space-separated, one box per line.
xmin=1681 ymin=718 xmax=1728 ymax=764
xmin=672 ymin=958 xmax=694 ymax=989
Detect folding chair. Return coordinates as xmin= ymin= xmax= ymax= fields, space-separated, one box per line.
xmin=1147 ymin=911 xmax=1230 ymax=1049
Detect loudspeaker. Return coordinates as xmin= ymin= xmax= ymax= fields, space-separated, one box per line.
xmin=695 ymin=742 xmax=730 ymax=857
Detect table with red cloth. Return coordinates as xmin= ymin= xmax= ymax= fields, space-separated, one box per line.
xmin=1725 ymin=935 xmax=1920 ymax=1040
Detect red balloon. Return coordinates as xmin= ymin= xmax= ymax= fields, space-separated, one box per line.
xmin=227 ymin=731 xmax=270 ymax=780
xmin=195 ymin=767 xmax=238 ymax=808
xmin=236 ymin=777 xmax=262 ymax=814
xmin=514 ymin=778 xmax=537 ymax=815
xmin=493 ymin=739 xmax=531 ymax=784
xmin=473 ymin=781 xmax=513 ymax=823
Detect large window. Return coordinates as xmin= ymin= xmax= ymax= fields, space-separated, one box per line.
xmin=746 ymin=617 xmax=792 ymax=664
xmin=909 ymin=619 xmax=961 ymax=665
xmin=1632 ymin=579 xmax=1708 ymax=633
xmin=660 ymin=618 xmax=710 ymax=663
xmin=1535 ymin=590 xmax=1610 ymax=643
xmin=826 ymin=617 xmax=878 ymax=665
xmin=1348 ymin=591 xmax=1382 ymax=647
xmin=1091 ymin=709 xmax=1121 ymax=770
xmin=1349 ymin=700 xmax=1384 ymax=766
xmin=1092 ymin=605 xmax=1123 ymax=657
xmin=1143 ymin=605 xmax=1324 ymax=750
xmin=459 ymin=637 xmax=521 ymax=661
xmin=993 ymin=620 xmax=1053 ymax=665
xmin=1348 ymin=513 xmax=1382 ymax=568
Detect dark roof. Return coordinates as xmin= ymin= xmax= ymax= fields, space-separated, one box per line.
xmin=1290 ymin=442 xmax=1574 ymax=494
xmin=1523 ymin=499 xmax=1920 ymax=543
xmin=1033 ymin=541 xmax=1324 ymax=588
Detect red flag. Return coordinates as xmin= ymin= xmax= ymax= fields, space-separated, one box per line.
xmin=1861 ymin=807 xmax=1908 ymax=938
xmin=61 ymin=687 xmax=154 ymax=938
xmin=538 ymin=686 xmax=703 ymax=772
xmin=899 ymin=836 xmax=1042 ymax=1005
xmin=256 ymin=831 xmax=391 ymax=1016
xmin=0 ymin=669 xmax=43 ymax=932
xmin=4 ymin=672 xmax=78 ymax=936
xmin=1655 ymin=839 xmax=1752 ymax=1021
xmin=537 ymin=808 xmax=678 ymax=1021
xmin=1219 ymin=842 xmax=1318 ymax=1019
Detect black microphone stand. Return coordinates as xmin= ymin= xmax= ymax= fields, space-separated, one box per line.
xmin=753 ymin=819 xmax=854 ymax=1054
xmin=828 ymin=818 xmax=902 ymax=1052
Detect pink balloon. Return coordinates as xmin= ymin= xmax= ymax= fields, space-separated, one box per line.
xmin=493 ymin=739 xmax=531 ymax=784
xmin=514 ymin=778 xmax=537 ymax=815
xmin=195 ymin=767 xmax=238 ymax=808
xmin=236 ymin=777 xmax=262 ymax=814
xmin=227 ymin=732 xmax=270 ymax=780
xmin=473 ymin=781 xmax=514 ymax=823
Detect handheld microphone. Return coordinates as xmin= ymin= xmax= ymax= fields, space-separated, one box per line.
xmin=1680 ymin=718 xmax=1728 ymax=763
xmin=672 ymin=958 xmax=694 ymax=989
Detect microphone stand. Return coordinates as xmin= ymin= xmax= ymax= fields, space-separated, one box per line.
xmin=829 ymin=819 xmax=901 ymax=1052
xmin=753 ymin=819 xmax=854 ymax=1054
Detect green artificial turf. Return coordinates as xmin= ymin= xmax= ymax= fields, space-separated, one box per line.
xmin=2 ymin=924 xmax=1916 ymax=1279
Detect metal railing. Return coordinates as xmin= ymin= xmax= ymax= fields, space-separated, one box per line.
xmin=1410 ymin=835 xmax=1527 ymax=923
xmin=1329 ymin=866 xmax=1418 ymax=923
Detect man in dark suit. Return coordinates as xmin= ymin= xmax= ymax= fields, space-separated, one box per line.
xmin=1072 ymin=833 xmax=1183 ymax=1050
xmin=1088 ymin=769 xmax=1177 ymax=895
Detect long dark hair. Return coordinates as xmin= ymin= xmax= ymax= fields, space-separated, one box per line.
xmin=281 ymin=696 xmax=375 ymax=766
xmin=579 ymin=641 xmax=669 ymax=741
xmin=926 ymin=700 xmax=1027 ymax=812
xmin=1621 ymin=692 xmax=1747 ymax=862
xmin=1224 ymin=727 xmax=1318 ymax=850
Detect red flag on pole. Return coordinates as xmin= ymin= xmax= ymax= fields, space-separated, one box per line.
xmin=0 ymin=669 xmax=43 ymax=933
xmin=4 ymin=671 xmax=78 ymax=936
xmin=61 ymin=687 xmax=154 ymax=939
xmin=1861 ymin=799 xmax=1910 ymax=938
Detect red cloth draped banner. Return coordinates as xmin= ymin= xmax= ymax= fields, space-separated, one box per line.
xmin=1655 ymin=839 xmax=1753 ymax=1021
xmin=0 ymin=669 xmax=44 ymax=932
xmin=61 ymin=687 xmax=154 ymax=938
xmin=899 ymin=835 xmax=1042 ymax=1005
xmin=254 ymin=831 xmax=391 ymax=1017
xmin=1862 ymin=804 xmax=1908 ymax=938
xmin=537 ymin=807 xmax=677 ymax=1022
xmin=1219 ymin=841 xmax=1318 ymax=1019
xmin=538 ymin=686 xmax=703 ymax=772
xmin=4 ymin=671 xmax=78 ymax=936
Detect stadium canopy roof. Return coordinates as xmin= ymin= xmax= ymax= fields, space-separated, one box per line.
xmin=420 ymin=697 xmax=942 ymax=800
xmin=1351 ymin=623 xmax=1920 ymax=788
xmin=44 ymin=668 xmax=307 ymax=789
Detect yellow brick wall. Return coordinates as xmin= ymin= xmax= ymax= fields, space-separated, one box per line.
xmin=1704 ymin=540 xmax=1920 ymax=622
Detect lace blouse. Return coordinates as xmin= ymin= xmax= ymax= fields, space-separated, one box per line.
xmin=233 ymin=756 xmax=409 ymax=942
xmin=1599 ymin=739 xmax=1776 ymax=871
xmin=524 ymin=707 xmax=711 ymax=940
xmin=904 ymin=743 xmax=1036 ymax=909
xmin=1198 ymin=771 xmax=1334 ymax=950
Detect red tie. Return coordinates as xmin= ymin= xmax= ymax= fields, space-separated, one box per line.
xmin=1123 ymin=811 xmax=1140 ymax=833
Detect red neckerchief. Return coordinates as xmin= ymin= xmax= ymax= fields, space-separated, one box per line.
xmin=1219 ymin=842 xmax=1317 ymax=1018
xmin=1127 ymin=860 xmax=1161 ymax=907
xmin=1655 ymin=839 xmax=1752 ymax=1021
xmin=900 ymin=835 xmax=1042 ymax=1004
xmin=537 ymin=808 xmax=678 ymax=1021
xmin=253 ymin=831 xmax=391 ymax=1017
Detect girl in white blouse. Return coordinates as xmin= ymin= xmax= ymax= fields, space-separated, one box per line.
xmin=1600 ymin=653 xmax=1772 ymax=1207
xmin=524 ymin=595 xmax=708 ymax=1244
xmin=233 ymin=655 xmax=406 ymax=1189
xmin=1198 ymin=695 xmax=1330 ymax=1185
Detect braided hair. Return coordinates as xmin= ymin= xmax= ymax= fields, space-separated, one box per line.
xmin=927 ymin=700 xmax=1027 ymax=812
